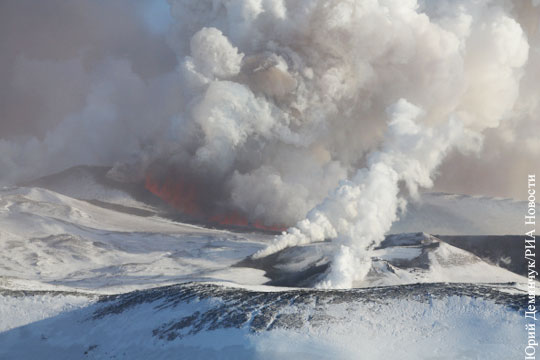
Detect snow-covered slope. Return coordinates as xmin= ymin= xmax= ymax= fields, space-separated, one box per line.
xmin=22 ymin=165 xmax=158 ymax=212
xmin=0 ymin=282 xmax=525 ymax=360
xmin=0 ymin=186 xmax=271 ymax=292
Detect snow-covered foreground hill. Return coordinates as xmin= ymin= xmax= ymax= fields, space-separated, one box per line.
xmin=0 ymin=283 xmax=525 ymax=359
xmin=0 ymin=167 xmax=532 ymax=359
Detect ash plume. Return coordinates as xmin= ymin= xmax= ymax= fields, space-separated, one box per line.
xmin=254 ymin=99 xmax=468 ymax=288
xmin=0 ymin=0 xmax=539 ymax=286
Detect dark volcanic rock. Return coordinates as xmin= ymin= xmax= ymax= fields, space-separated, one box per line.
xmin=86 ymin=282 xmax=526 ymax=340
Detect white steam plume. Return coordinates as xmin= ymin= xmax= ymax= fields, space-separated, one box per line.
xmin=254 ymin=99 xmax=468 ymax=288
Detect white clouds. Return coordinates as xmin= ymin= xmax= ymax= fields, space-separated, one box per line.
xmin=189 ymin=27 xmax=244 ymax=79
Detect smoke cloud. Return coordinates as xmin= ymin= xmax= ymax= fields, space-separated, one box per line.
xmin=0 ymin=0 xmax=539 ymax=286
xmin=255 ymin=99 xmax=467 ymax=288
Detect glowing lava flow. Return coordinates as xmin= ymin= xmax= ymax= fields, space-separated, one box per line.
xmin=145 ymin=174 xmax=201 ymax=216
xmin=209 ymin=212 xmax=249 ymax=227
xmin=145 ymin=174 xmax=286 ymax=232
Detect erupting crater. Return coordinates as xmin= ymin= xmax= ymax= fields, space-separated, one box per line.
xmin=145 ymin=173 xmax=286 ymax=232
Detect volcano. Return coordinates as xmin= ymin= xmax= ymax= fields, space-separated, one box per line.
xmin=0 ymin=165 xmax=534 ymax=359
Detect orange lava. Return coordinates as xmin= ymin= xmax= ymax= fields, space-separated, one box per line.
xmin=209 ymin=212 xmax=249 ymax=227
xmin=253 ymin=220 xmax=287 ymax=232
xmin=145 ymin=173 xmax=287 ymax=232
xmin=145 ymin=174 xmax=201 ymax=216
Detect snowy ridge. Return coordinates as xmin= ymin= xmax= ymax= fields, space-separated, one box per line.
xmin=0 ymin=186 xmax=271 ymax=292
xmin=0 ymin=282 xmax=526 ymax=359
xmin=22 ymin=165 xmax=157 ymax=212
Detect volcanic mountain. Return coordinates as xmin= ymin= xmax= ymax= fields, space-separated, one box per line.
xmin=0 ymin=165 xmax=532 ymax=359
